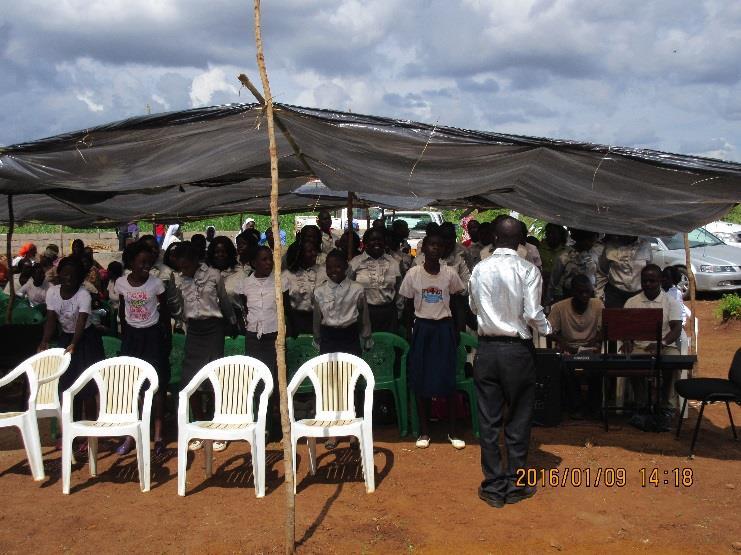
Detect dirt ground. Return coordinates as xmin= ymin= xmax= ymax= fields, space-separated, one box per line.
xmin=1 ymin=300 xmax=740 ymax=554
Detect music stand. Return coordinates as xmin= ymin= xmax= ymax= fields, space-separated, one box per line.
xmin=600 ymin=308 xmax=664 ymax=431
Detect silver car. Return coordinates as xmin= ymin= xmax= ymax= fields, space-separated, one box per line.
xmin=650 ymin=227 xmax=741 ymax=297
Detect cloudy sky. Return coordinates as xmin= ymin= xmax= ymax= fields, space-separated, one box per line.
xmin=1 ymin=0 xmax=740 ymax=161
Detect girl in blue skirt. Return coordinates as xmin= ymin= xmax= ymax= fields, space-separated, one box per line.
xmin=400 ymin=230 xmax=466 ymax=450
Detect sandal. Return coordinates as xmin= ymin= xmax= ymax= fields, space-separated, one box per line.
xmin=324 ymin=438 xmax=339 ymax=450
xmin=349 ymin=437 xmax=360 ymax=451
xmin=154 ymin=440 xmax=166 ymax=457
xmin=415 ymin=435 xmax=430 ymax=449
xmin=188 ymin=439 xmax=204 ymax=451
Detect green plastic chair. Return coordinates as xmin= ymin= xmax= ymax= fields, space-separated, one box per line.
xmin=101 ymin=335 xmax=122 ymax=358
xmin=455 ymin=332 xmax=480 ymax=438
xmin=224 ymin=335 xmax=245 ymax=357
xmin=286 ymin=335 xmax=318 ymax=394
xmin=0 ymin=298 xmax=45 ymax=325
xmin=169 ymin=332 xmax=187 ymax=388
xmin=410 ymin=331 xmax=480 ymax=438
xmin=362 ymin=332 xmax=410 ymax=436
xmin=11 ymin=299 xmax=46 ymax=324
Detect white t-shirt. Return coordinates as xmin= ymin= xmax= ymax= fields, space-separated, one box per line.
xmin=399 ymin=264 xmax=464 ymax=320
xmin=115 ymin=275 xmax=165 ymax=329
xmin=18 ymin=280 xmax=50 ymax=306
xmin=45 ymin=285 xmax=92 ymax=334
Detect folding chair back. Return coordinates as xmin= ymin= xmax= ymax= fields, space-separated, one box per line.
xmin=729 ymin=348 xmax=741 ymax=386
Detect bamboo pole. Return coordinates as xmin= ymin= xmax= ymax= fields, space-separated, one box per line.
xmin=253 ymin=1 xmax=295 ymax=552
xmin=237 ymin=73 xmax=315 ymax=176
xmin=347 ymin=192 xmax=354 ymax=261
xmin=6 ymin=195 xmax=15 ymax=323
xmin=683 ymin=233 xmax=698 ymax=357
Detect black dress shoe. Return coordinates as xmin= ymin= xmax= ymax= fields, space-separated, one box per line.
xmin=478 ymin=487 xmax=505 ymax=508
xmin=506 ymin=485 xmax=537 ymax=504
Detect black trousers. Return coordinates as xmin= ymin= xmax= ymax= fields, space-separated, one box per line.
xmin=474 ymin=340 xmax=536 ymax=498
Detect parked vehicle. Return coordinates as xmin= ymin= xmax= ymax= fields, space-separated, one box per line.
xmin=383 ymin=210 xmax=445 ymax=255
xmin=294 ymin=207 xmax=382 ymax=238
xmin=649 ymin=227 xmax=741 ymax=297
xmin=704 ymin=220 xmax=741 ymax=248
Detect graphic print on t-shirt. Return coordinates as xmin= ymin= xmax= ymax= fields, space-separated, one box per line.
xmin=127 ymin=291 xmax=150 ymax=322
xmin=421 ymin=286 xmax=443 ymax=304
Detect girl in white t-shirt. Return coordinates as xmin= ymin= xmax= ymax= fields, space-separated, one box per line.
xmin=39 ymin=257 xmax=104 ymax=445
xmin=115 ymin=241 xmax=169 ymax=456
xmin=399 ymin=231 xmax=466 ymax=451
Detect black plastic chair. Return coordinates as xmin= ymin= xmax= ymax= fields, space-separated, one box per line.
xmin=675 ymin=348 xmax=741 ymax=456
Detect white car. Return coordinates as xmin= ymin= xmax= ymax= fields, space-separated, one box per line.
xmin=650 ymin=227 xmax=741 ymax=297
xmin=704 ymin=220 xmax=741 ymax=248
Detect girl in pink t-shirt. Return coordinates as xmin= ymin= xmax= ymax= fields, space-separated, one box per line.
xmin=115 ymin=241 xmax=169 ymax=456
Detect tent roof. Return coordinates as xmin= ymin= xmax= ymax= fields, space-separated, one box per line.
xmin=1 ymin=102 xmax=739 ymax=235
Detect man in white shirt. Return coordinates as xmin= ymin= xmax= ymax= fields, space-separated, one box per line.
xmin=469 ymin=216 xmax=551 ymax=508
xmin=624 ymin=264 xmax=683 ymax=408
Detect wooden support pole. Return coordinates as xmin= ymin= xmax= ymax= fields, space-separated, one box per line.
xmin=347 ymin=192 xmax=354 ymax=261
xmin=6 ymin=195 xmax=15 ymax=323
xmin=237 ymin=73 xmax=315 ymax=177
xmin=683 ymin=233 xmax=698 ymax=357
xmin=59 ymin=225 xmax=64 ymax=256
xmin=253 ymin=1 xmax=295 ymax=552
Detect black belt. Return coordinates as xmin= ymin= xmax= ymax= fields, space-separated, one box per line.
xmin=479 ymin=335 xmax=529 ymax=343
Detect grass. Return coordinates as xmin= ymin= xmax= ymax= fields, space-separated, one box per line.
xmin=715 ymin=293 xmax=741 ymax=321
xmin=724 ymin=204 xmax=741 ymax=224
xmin=0 ymin=209 xmax=522 ymax=241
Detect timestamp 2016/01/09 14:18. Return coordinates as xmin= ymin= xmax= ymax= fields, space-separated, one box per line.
xmin=515 ymin=468 xmax=694 ymax=488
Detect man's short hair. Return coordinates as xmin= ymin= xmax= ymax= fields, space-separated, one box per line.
xmin=571 ymin=274 xmax=593 ymax=289
xmin=642 ymin=263 xmax=663 ymax=277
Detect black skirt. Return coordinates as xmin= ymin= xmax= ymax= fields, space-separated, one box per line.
xmin=120 ymin=322 xmax=171 ymax=388
xmin=319 ymin=323 xmax=361 ymax=357
xmin=57 ymin=325 xmax=105 ymax=400
xmin=367 ymin=302 xmax=398 ymax=334
xmin=245 ymin=331 xmax=277 ymax=376
xmin=181 ymin=317 xmax=225 ymax=389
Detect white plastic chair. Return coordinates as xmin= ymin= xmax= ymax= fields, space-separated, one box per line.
xmin=178 ymin=355 xmax=273 ymax=497
xmin=61 ymin=356 xmax=158 ymax=494
xmin=0 ymin=349 xmax=71 ymax=481
xmin=288 ymin=353 xmax=375 ymax=493
xmin=677 ymin=317 xmax=700 ymax=419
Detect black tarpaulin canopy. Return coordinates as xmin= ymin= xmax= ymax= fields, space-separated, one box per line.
xmin=1 ymin=102 xmax=739 ymax=234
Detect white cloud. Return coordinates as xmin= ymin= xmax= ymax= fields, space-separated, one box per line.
xmin=189 ymin=66 xmax=239 ymax=107
xmin=0 ymin=0 xmax=739 ymax=163
xmin=75 ymin=90 xmax=104 ymax=112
